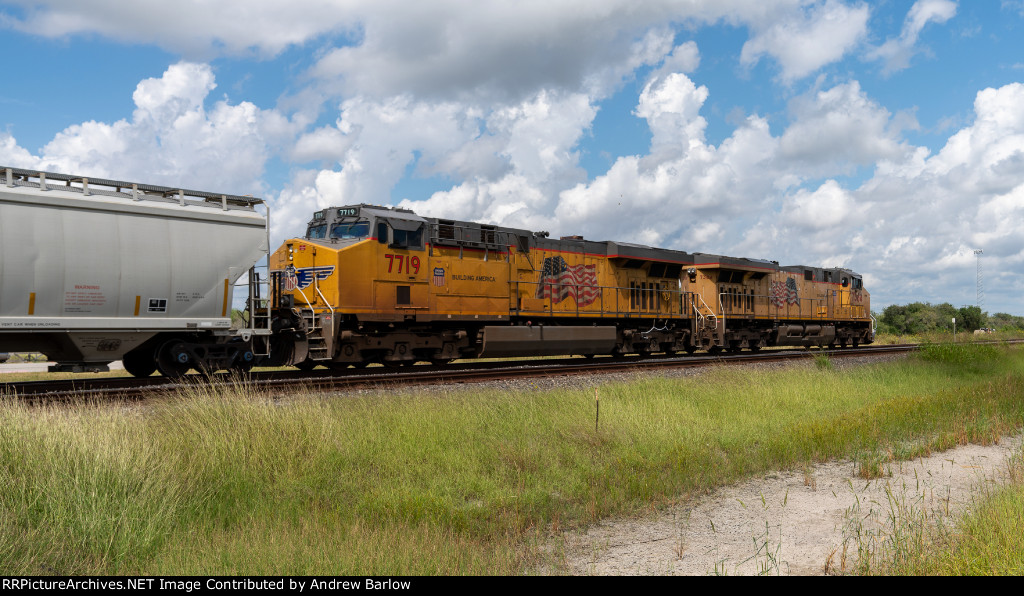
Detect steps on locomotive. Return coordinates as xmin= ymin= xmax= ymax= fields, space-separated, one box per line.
xmin=302 ymin=311 xmax=332 ymax=361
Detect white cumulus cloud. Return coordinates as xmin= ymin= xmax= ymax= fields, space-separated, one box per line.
xmin=740 ymin=0 xmax=871 ymax=82
xmin=867 ymin=0 xmax=958 ymax=74
xmin=0 ymin=62 xmax=295 ymax=195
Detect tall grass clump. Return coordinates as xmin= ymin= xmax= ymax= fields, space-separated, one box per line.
xmin=1 ymin=346 xmax=1023 ymax=575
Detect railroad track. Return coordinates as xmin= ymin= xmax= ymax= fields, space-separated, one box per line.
xmin=0 ymin=344 xmax=924 ymax=401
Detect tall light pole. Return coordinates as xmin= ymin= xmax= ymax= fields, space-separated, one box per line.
xmin=974 ymin=249 xmax=984 ymax=310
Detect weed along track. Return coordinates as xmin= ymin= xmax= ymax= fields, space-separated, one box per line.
xmin=0 ymin=344 xmax=923 ymax=400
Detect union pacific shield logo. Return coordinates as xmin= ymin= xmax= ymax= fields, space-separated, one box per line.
xmin=283 ymin=266 xmax=335 ymax=291
xmin=433 ymin=267 xmax=445 ymax=287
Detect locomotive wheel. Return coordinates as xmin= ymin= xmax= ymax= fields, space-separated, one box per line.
xmin=156 ymin=339 xmax=191 ymax=377
xmin=121 ymin=348 xmax=157 ymax=378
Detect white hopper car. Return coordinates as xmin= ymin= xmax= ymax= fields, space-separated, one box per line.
xmin=0 ymin=166 xmax=269 ymax=376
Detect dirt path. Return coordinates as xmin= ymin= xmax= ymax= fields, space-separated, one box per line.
xmin=560 ymin=433 xmax=1023 ymax=575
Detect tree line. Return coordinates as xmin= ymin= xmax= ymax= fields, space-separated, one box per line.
xmin=875 ymin=302 xmax=1024 ymax=334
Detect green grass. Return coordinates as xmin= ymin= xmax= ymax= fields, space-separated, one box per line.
xmin=873 ymin=329 xmax=1024 ymax=345
xmin=847 ymin=445 xmax=1024 ymax=576
xmin=929 ymin=484 xmax=1024 ymax=574
xmin=1 ymin=344 xmax=1024 ymax=574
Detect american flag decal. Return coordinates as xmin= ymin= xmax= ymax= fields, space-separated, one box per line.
xmin=433 ymin=267 xmax=445 ymax=287
xmin=536 ymin=256 xmax=600 ymax=306
xmin=770 ymin=278 xmax=800 ymax=307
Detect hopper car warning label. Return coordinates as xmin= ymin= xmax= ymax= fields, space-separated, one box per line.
xmin=63 ymin=285 xmax=108 ymax=313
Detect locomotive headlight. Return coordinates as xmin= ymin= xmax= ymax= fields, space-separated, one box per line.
xmin=288 ymin=244 xmax=294 ymax=261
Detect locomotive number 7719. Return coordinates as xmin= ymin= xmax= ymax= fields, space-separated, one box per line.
xmin=384 ymin=254 xmax=421 ymax=275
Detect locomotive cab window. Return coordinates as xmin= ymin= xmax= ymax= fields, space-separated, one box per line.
xmin=391 ymin=226 xmax=424 ymax=250
xmin=306 ymin=224 xmax=327 ymax=239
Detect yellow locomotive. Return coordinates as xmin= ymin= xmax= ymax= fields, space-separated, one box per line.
xmin=265 ymin=205 xmax=873 ymax=368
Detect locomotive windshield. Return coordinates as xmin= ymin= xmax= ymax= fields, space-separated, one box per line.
xmin=307 ymin=224 xmax=327 ymax=239
xmin=330 ymin=219 xmax=370 ymax=239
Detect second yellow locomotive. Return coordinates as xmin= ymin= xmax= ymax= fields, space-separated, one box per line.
xmin=266 ymin=204 xmax=873 ymax=368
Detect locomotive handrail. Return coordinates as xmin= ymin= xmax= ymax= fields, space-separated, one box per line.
xmin=693 ymin=293 xmax=719 ymax=332
xmin=514 ymin=278 xmax=694 ymax=318
xmin=292 ymin=285 xmax=318 ymax=333
xmin=725 ymin=291 xmax=870 ymax=321
xmin=313 ymin=274 xmax=335 ymax=322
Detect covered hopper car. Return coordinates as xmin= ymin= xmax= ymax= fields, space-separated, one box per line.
xmin=0 ymin=166 xmax=269 ymax=376
xmin=262 ymin=204 xmax=874 ymax=370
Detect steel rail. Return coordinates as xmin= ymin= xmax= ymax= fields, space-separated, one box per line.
xmin=0 ymin=343 xmax=932 ymax=401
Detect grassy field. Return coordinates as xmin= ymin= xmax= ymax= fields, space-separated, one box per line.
xmin=1 ymin=343 xmax=1023 ymax=575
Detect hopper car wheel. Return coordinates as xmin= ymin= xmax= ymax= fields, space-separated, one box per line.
xmin=232 ymin=350 xmax=256 ymax=373
xmin=156 ymin=340 xmax=191 ymax=377
xmin=295 ymin=360 xmax=318 ymax=371
xmin=122 ymin=349 xmax=157 ymax=378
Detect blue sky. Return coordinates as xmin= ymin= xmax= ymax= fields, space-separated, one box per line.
xmin=2 ymin=1 xmax=1024 ymax=315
